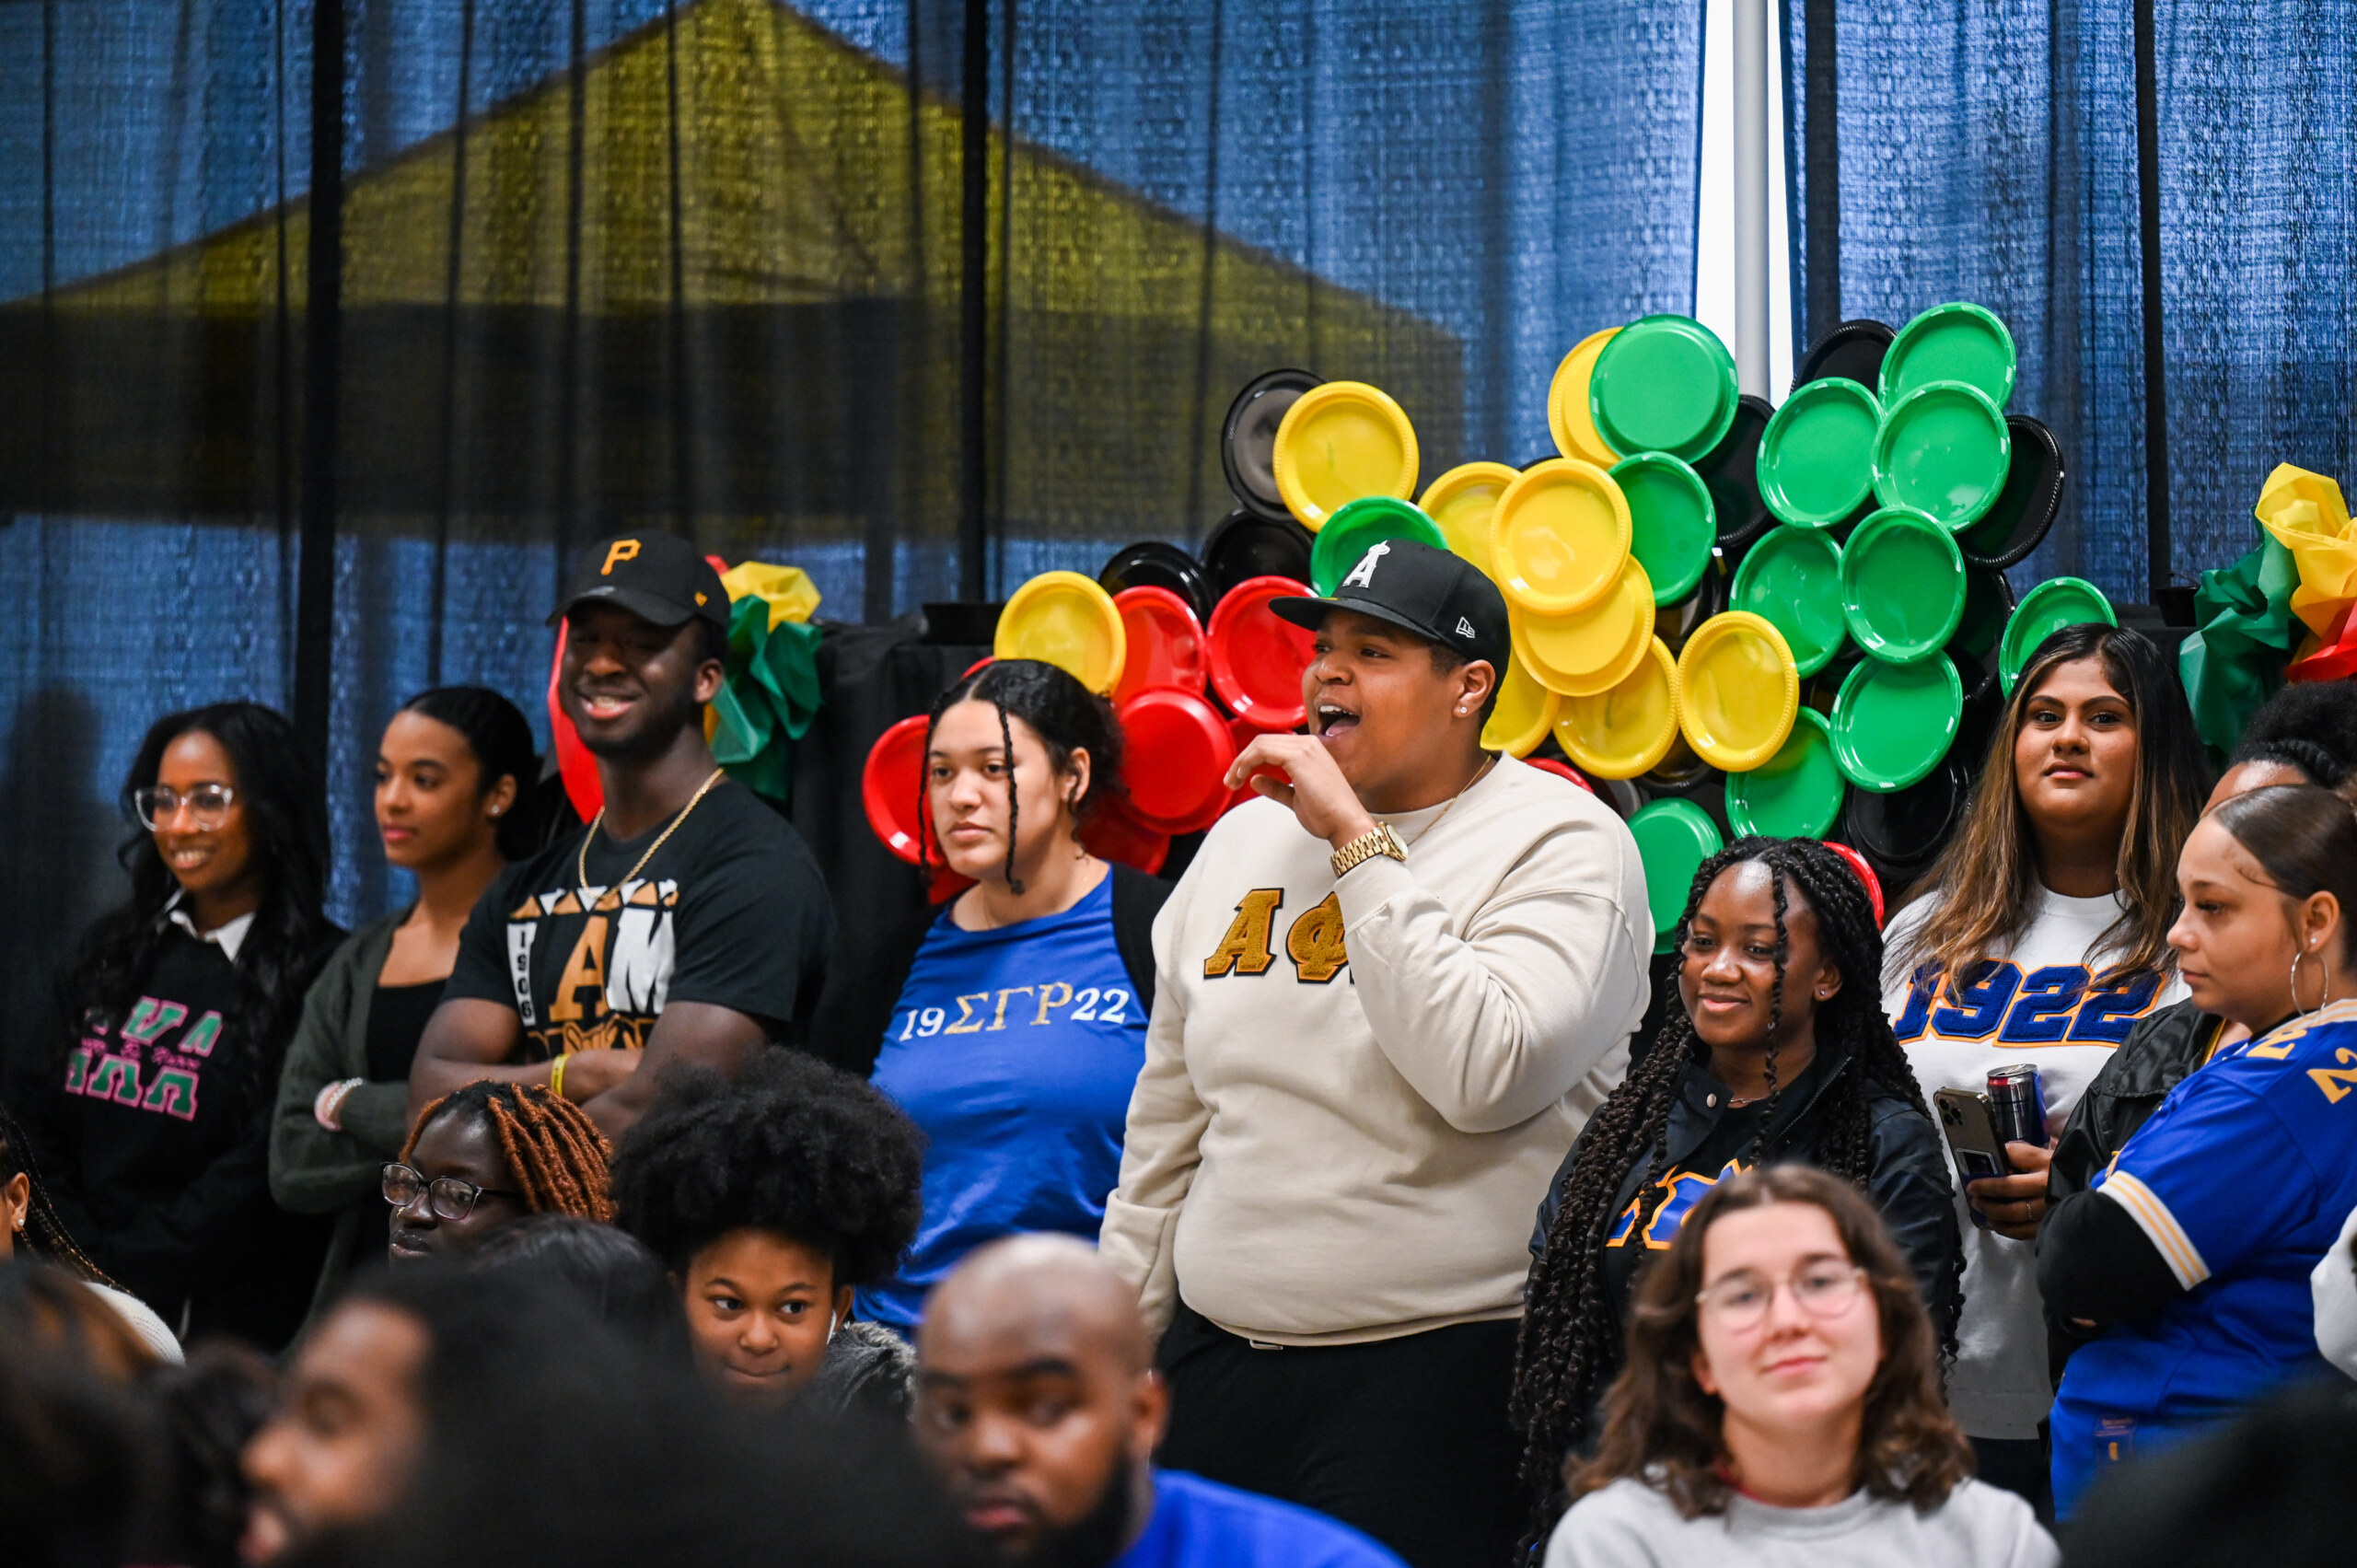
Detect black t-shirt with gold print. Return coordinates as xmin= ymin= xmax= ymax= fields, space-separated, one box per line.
xmin=444 ymin=780 xmax=834 ymax=1060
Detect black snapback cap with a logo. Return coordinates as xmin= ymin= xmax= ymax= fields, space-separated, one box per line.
xmin=548 ymin=533 xmax=731 ymax=630
xmin=1270 ymin=537 xmax=1510 ymax=672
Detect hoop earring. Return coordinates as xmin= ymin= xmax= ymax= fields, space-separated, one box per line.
xmin=2291 ymin=949 xmax=2316 ymax=1017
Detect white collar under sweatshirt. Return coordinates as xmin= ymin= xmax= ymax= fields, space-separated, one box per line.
xmin=1100 ymin=751 xmax=1653 ymax=1346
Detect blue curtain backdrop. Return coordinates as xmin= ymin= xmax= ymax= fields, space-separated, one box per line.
xmin=1781 ymin=0 xmax=2357 ymax=603
xmin=0 ymin=0 xmax=1703 ymax=1045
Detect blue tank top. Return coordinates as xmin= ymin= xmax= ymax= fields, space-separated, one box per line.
xmin=859 ymin=875 xmax=1147 ymax=1330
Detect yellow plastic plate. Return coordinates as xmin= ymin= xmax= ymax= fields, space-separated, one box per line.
xmin=1556 ymin=636 xmax=1679 ymax=780
xmin=994 ymin=571 xmax=1128 ymax=694
xmin=1481 ymin=648 xmax=1562 ymax=758
xmin=1549 ymin=326 xmax=1622 ymax=468
xmin=1676 ymin=611 xmax=1800 ymax=771
xmin=1420 ymin=461 xmax=1520 ymax=579
xmin=1271 ymin=381 xmax=1420 ymax=530
xmin=1491 ymin=459 xmax=1632 ymax=617
xmin=1512 ymin=561 xmax=1655 ymax=698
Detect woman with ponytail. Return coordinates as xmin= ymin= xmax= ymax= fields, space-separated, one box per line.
xmin=1512 ymin=836 xmax=1959 ymax=1541
xmin=817 ymin=658 xmax=1168 ymax=1335
xmin=270 ymin=687 xmax=538 ymax=1321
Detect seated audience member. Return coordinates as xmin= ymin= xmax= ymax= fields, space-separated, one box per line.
xmin=610 ymin=1051 xmax=924 ymax=1416
xmin=238 ymin=1266 xmax=606 ymax=1564
xmin=470 ymin=1213 xmax=689 ymax=1361
xmin=816 ymin=658 xmax=1167 ymax=1334
xmin=2061 ymin=1379 xmax=2357 ymax=1568
xmin=1881 ymin=624 xmax=2206 ymax=1506
xmin=0 ymin=1262 xmax=166 ymax=1568
xmin=2050 ymin=683 xmax=2357 ymax=1374
xmin=1104 ymin=541 xmax=1651 ymax=1568
xmin=1544 ymin=1166 xmax=2055 ymax=1568
xmin=914 ymin=1234 xmax=1408 ymax=1568
xmin=411 ymin=534 xmax=835 ymax=1139
xmin=387 ymin=1081 xmax=611 ymax=1263
xmin=1 ymin=1095 xmax=180 ymax=1363
xmin=2041 ymin=784 xmax=2357 ymax=1516
xmin=273 ymin=687 xmax=537 ymax=1318
xmin=6 ymin=703 xmax=343 ymax=1351
xmin=1516 ymin=838 xmax=1957 ymax=1521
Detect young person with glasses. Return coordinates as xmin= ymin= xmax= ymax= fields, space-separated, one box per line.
xmin=4 ymin=702 xmax=343 ymax=1351
xmin=271 ymin=686 xmax=538 ymax=1322
xmin=1542 ymin=1165 xmax=2053 ymax=1568
xmin=1515 ymin=839 xmax=1957 ymax=1547
xmin=410 ymin=534 xmax=835 ymax=1139
xmin=385 ymin=1080 xmax=611 ymax=1263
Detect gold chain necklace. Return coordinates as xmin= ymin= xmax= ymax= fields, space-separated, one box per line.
xmin=576 ymin=767 xmax=726 ymax=895
xmin=1404 ymin=754 xmax=1497 ymax=850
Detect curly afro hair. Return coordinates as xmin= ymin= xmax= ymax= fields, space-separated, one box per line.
xmin=610 ymin=1050 xmax=926 ymax=1289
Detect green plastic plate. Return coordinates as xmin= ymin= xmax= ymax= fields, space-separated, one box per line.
xmin=1757 ymin=377 xmax=1880 ymax=528
xmin=1872 ymin=380 xmax=2011 ymax=532
xmin=1731 ymin=526 xmax=1847 ymax=678
xmin=1610 ymin=451 xmax=1716 ymax=605
xmin=1830 ymin=652 xmax=1964 ymax=793
xmin=1725 ymin=708 xmax=1847 ymax=839
xmin=1882 ymin=301 xmax=2017 ymax=411
xmin=1309 ymin=495 xmax=1446 ymax=598
xmin=1628 ymin=797 xmax=1725 ymax=953
xmin=1589 ymin=315 xmax=1740 ymax=462
xmin=2000 ymin=576 xmax=2117 ymax=693
xmin=1841 ymin=506 xmax=1966 ymax=664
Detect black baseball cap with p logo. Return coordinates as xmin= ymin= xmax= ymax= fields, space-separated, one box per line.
xmin=548 ymin=532 xmax=731 ymax=631
xmin=1269 ymin=538 xmax=1510 ymax=673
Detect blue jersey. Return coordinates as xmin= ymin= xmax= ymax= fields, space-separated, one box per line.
xmin=1113 ymin=1470 xmax=1407 ymax=1568
xmin=859 ymin=877 xmax=1146 ymax=1330
xmin=2051 ymin=997 xmax=2357 ymax=1514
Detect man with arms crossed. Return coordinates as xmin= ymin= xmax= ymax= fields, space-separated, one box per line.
xmin=410 ymin=534 xmax=834 ymax=1138
xmin=1100 ymin=540 xmax=1652 ymax=1568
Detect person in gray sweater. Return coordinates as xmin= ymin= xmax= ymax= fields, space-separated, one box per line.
xmin=1545 ymin=1165 xmax=2053 ymax=1568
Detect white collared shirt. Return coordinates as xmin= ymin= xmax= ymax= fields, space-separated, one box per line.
xmin=165 ymin=897 xmax=255 ymax=964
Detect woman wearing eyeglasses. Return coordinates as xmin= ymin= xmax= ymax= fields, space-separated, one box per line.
xmin=269 ymin=688 xmax=537 ymax=1321
xmin=1541 ymin=1165 xmax=2054 ymax=1567
xmin=384 ymin=1079 xmax=611 ymax=1263
xmin=3 ymin=703 xmax=343 ymax=1351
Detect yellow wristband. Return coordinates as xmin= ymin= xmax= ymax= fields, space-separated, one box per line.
xmin=549 ymin=1053 xmax=568 ymax=1100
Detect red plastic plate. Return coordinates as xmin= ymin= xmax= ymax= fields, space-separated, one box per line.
xmin=1111 ymin=586 xmax=1209 ymax=703
xmin=1208 ymin=575 xmax=1317 ymax=732
xmin=1116 ymin=687 xmax=1237 ymax=834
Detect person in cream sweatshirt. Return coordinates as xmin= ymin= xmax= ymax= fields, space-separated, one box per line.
xmin=1100 ymin=539 xmax=1651 ymax=1568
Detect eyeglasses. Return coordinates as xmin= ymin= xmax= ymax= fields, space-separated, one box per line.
xmin=1695 ymin=1260 xmax=1868 ymax=1331
xmin=134 ymin=784 xmax=236 ymax=831
xmin=381 ymin=1163 xmax=523 ymax=1223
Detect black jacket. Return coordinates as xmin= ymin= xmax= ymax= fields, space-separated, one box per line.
xmin=1532 ymin=1033 xmax=1963 ymax=1340
xmin=807 ymin=864 xmax=1170 ymax=1078
xmin=2044 ymin=998 xmax=2224 ymax=1377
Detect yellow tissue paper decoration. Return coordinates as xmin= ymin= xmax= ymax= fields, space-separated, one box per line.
xmin=719 ymin=560 xmax=822 ymax=630
xmin=2254 ymin=463 xmax=2357 ymax=639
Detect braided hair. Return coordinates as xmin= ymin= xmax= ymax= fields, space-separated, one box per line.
xmin=1510 ymin=836 xmax=1959 ymax=1527
xmin=915 ymin=658 xmax=1125 ymax=895
xmin=0 ymin=1098 xmax=115 ymax=1286
xmin=403 ymin=1081 xmax=615 ymax=1223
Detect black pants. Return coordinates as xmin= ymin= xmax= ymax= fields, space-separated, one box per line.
xmin=1156 ymin=1303 xmax=1524 ymax=1568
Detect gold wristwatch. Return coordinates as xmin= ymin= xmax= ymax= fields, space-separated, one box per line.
xmin=1329 ymin=822 xmax=1407 ymax=879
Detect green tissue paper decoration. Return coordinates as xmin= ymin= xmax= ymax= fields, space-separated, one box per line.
xmin=2178 ymin=536 xmax=2299 ymax=755
xmin=710 ymin=592 xmax=823 ymax=804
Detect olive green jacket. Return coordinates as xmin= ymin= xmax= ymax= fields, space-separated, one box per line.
xmin=268 ymin=912 xmax=413 ymax=1324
